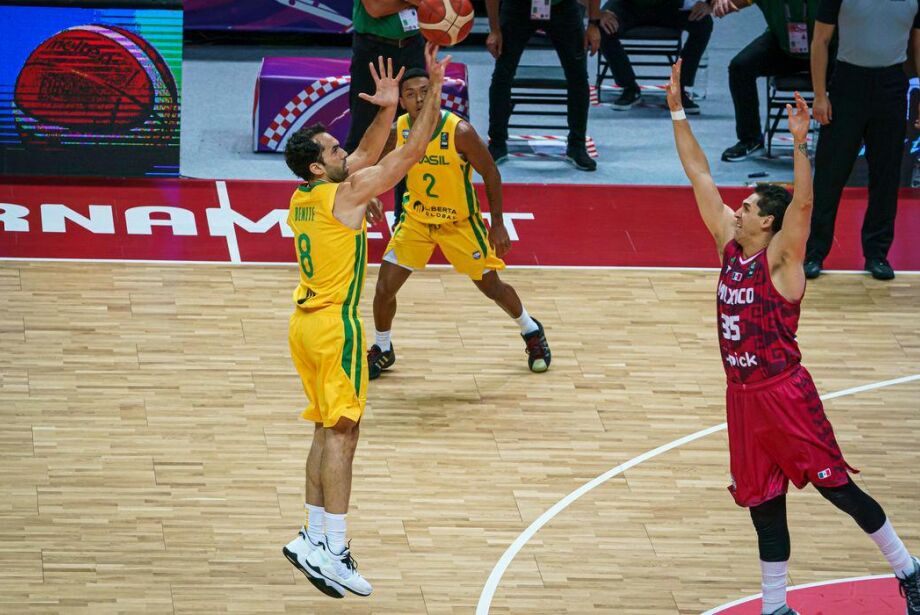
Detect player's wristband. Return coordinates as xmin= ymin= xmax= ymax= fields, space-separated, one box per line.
xmin=671 ymin=109 xmax=687 ymax=121
xmin=588 ymin=18 xmax=600 ymax=26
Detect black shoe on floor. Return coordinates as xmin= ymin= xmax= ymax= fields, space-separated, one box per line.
xmin=721 ymin=139 xmax=765 ymax=162
xmin=865 ymin=258 xmax=895 ymax=280
xmin=804 ymin=259 xmax=822 ymax=279
xmin=522 ymin=318 xmax=551 ymax=373
xmin=566 ymin=146 xmax=597 ymax=171
xmin=613 ymin=86 xmax=641 ymax=110
xmin=681 ymin=92 xmax=700 ymax=115
xmin=367 ymin=344 xmax=395 ymax=380
xmin=488 ymin=141 xmax=508 ymax=164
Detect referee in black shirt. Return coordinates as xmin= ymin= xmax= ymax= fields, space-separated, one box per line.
xmin=805 ymin=0 xmax=920 ymax=280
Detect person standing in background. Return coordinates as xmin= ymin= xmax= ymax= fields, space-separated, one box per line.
xmin=804 ymin=0 xmax=920 ymax=281
xmin=485 ymin=0 xmax=602 ymax=171
xmin=347 ymin=0 xmax=428 ymax=224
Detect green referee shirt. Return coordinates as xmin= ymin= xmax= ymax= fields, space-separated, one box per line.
xmin=752 ymin=0 xmax=820 ymax=57
xmin=352 ymin=0 xmax=417 ymax=39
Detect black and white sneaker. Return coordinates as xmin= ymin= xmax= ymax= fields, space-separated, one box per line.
xmin=282 ymin=529 xmax=345 ymax=598
xmin=488 ymin=141 xmax=508 ymax=164
xmin=367 ymin=344 xmax=395 ymax=380
xmin=306 ymin=541 xmax=373 ymax=597
xmin=681 ymin=92 xmax=700 ymax=115
xmin=721 ymin=139 xmax=765 ymax=162
xmin=522 ymin=318 xmax=551 ymax=373
xmin=899 ymin=556 xmax=920 ymax=615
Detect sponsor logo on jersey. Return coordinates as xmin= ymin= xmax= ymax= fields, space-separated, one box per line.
xmin=412 ymin=201 xmax=425 ymax=213
xmin=718 ymin=282 xmax=755 ymax=305
xmin=472 ymin=250 xmax=481 ymax=260
xmin=402 ymin=129 xmax=410 ymax=140
xmin=725 ymin=351 xmax=758 ymax=368
xmin=440 ymin=132 xmax=449 ymax=149
xmin=817 ymin=468 xmax=832 ymax=480
xmin=732 ymin=272 xmax=743 ymax=282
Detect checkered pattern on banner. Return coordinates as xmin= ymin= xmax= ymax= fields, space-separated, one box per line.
xmin=441 ymin=93 xmax=469 ymax=119
xmin=507 ymin=135 xmax=599 ymax=159
xmin=260 ymin=75 xmax=351 ymax=151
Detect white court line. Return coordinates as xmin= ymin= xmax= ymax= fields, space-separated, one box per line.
xmin=0 ymin=255 xmax=918 ymax=277
xmin=701 ymin=573 xmax=894 ymax=614
xmin=476 ymin=373 xmax=920 ymax=615
xmin=215 ymin=180 xmax=241 ymax=264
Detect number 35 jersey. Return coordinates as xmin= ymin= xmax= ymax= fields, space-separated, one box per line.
xmin=396 ymin=110 xmax=476 ymax=225
xmin=287 ymin=181 xmax=367 ymax=310
xmin=717 ymin=240 xmax=802 ymax=385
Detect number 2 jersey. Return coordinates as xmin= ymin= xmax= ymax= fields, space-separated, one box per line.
xmin=717 ymin=240 xmax=802 ymax=385
xmin=396 ymin=110 xmax=479 ymax=225
xmin=286 ymin=180 xmax=368 ymax=310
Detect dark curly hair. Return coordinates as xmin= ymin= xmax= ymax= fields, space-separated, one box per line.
xmin=284 ymin=123 xmax=327 ymax=181
xmin=399 ymin=67 xmax=430 ymax=94
xmin=753 ymin=183 xmax=793 ymax=233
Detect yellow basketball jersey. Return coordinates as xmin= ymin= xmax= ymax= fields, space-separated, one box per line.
xmin=287 ymin=181 xmax=367 ymax=311
xmin=396 ymin=110 xmax=479 ymax=225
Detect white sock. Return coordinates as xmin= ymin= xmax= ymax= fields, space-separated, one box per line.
xmin=324 ymin=512 xmax=347 ymax=555
xmin=375 ymin=329 xmax=391 ymax=352
xmin=760 ymin=560 xmax=788 ymax=614
xmin=514 ymin=307 xmax=539 ymax=335
xmin=305 ymin=503 xmax=324 ymax=544
xmin=869 ymin=519 xmax=915 ymax=578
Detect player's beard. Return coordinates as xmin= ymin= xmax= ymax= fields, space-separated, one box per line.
xmin=327 ymin=162 xmax=347 ymax=182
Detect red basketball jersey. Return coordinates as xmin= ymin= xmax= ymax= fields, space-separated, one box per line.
xmin=717 ymin=240 xmax=802 ymax=384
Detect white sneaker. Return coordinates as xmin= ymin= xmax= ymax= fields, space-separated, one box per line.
xmin=306 ymin=541 xmax=373 ymax=597
xmin=282 ymin=528 xmax=345 ymax=599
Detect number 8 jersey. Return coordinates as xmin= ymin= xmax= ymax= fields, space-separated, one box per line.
xmin=717 ymin=240 xmax=802 ymax=384
xmin=287 ymin=180 xmax=368 ymax=310
xmin=396 ymin=110 xmax=474 ymax=225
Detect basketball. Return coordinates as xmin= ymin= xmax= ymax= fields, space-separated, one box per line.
xmin=13 ymin=25 xmax=178 ymax=137
xmin=417 ymin=0 xmax=474 ymax=47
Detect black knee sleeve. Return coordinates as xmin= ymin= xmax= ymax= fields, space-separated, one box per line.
xmin=816 ymin=478 xmax=887 ymax=534
xmin=749 ymin=495 xmax=791 ymax=562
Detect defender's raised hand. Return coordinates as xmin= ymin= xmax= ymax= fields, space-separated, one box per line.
xmin=666 ymin=60 xmax=683 ymax=112
xmin=426 ymin=43 xmax=452 ymax=90
xmin=357 ymin=56 xmax=405 ymax=108
xmin=786 ymin=91 xmax=811 ymax=143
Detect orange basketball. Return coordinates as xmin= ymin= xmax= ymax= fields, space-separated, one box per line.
xmin=417 ymin=0 xmax=474 ymax=47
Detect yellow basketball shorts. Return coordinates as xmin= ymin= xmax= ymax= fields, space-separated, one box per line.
xmin=384 ymin=213 xmax=505 ymax=280
xmin=288 ymin=305 xmax=367 ymax=428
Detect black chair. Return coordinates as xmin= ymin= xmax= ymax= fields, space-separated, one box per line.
xmin=595 ymin=26 xmax=683 ymax=91
xmin=508 ymin=64 xmax=569 ymax=130
xmin=764 ymin=71 xmax=815 ymax=157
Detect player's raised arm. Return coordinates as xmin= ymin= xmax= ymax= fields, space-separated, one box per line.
xmin=345 ymin=56 xmax=404 ymax=173
xmin=768 ymin=92 xmax=814 ymax=264
xmin=668 ymin=60 xmax=735 ymax=254
xmin=455 ymin=120 xmax=511 ymax=258
xmin=337 ymin=44 xmax=451 ymax=210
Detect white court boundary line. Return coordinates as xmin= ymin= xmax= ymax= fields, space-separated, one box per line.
xmin=476 ymin=373 xmax=920 ymax=615
xmin=702 ymin=573 xmax=894 ymax=614
xmin=214 ymin=180 xmax=241 ymax=264
xmin=0 ymin=255 xmax=918 ymax=277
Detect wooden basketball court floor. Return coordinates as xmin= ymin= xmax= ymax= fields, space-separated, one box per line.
xmin=1 ymin=260 xmax=918 ymax=614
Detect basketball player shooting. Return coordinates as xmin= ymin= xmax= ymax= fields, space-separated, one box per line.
xmin=667 ymin=59 xmax=920 ymax=615
xmin=279 ymin=44 xmax=451 ymax=599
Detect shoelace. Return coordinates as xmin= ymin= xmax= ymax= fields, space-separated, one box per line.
xmin=339 ymin=541 xmax=358 ymax=573
xmin=900 ymin=571 xmax=920 ymax=610
xmin=525 ymin=334 xmax=547 ymax=358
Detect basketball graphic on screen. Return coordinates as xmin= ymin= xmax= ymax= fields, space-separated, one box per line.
xmin=13 ymin=24 xmax=179 ymax=143
xmin=417 ymin=0 xmax=474 ymax=46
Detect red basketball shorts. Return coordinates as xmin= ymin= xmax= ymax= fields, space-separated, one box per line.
xmin=725 ymin=365 xmax=858 ymax=508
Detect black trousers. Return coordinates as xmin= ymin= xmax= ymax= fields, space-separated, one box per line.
xmin=599 ymin=0 xmax=712 ymax=90
xmin=728 ymin=31 xmax=809 ymax=143
xmin=346 ymin=32 xmax=425 ymax=224
xmin=808 ymin=62 xmax=908 ymax=262
xmin=488 ymin=0 xmax=589 ymax=147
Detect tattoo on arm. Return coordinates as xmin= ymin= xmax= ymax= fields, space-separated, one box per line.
xmin=796 ymin=142 xmax=808 ymax=156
